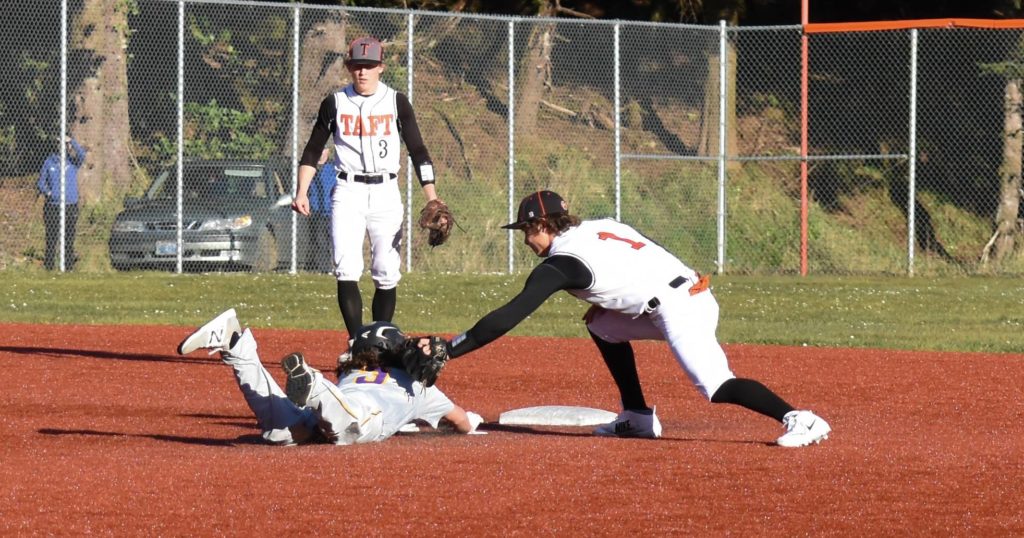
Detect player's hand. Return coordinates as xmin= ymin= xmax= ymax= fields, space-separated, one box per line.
xmin=466 ymin=411 xmax=487 ymax=434
xmin=414 ymin=337 xmax=434 ymax=354
xmin=291 ymin=193 xmax=311 ymax=216
xmin=401 ymin=336 xmax=450 ymax=387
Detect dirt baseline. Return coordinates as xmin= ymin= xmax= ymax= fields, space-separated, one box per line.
xmin=1 ymin=323 xmax=1022 ymax=535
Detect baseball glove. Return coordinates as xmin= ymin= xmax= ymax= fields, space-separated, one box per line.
xmin=418 ymin=199 xmax=454 ymax=247
xmin=399 ymin=336 xmax=451 ymax=387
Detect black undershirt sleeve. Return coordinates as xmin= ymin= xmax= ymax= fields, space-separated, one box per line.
xmin=448 ymin=255 xmax=592 ymax=358
xmin=299 ymin=96 xmax=337 ymax=167
xmin=395 ymin=93 xmax=434 ymax=185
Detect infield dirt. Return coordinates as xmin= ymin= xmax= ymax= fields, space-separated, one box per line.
xmin=1 ymin=323 xmax=1021 ymax=535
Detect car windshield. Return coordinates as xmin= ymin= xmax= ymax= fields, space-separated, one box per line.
xmin=146 ymin=165 xmax=269 ymax=200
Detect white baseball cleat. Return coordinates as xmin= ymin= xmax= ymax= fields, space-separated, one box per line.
xmin=777 ymin=410 xmax=831 ymax=447
xmin=594 ymin=408 xmax=663 ymax=439
xmin=177 ymin=308 xmax=241 ymax=355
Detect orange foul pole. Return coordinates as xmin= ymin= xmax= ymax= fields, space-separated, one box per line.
xmin=799 ymin=0 xmax=810 ymax=276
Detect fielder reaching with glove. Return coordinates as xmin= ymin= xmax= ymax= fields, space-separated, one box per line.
xmin=291 ymin=36 xmax=453 ymax=366
xmin=404 ymin=190 xmax=831 ymax=447
xmin=177 ymin=310 xmax=483 ymax=445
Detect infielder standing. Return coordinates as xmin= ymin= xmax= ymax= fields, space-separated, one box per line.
xmin=292 ymin=36 xmax=441 ymax=362
xmin=177 ymin=309 xmax=483 ymax=445
xmin=429 ymin=190 xmax=831 ymax=447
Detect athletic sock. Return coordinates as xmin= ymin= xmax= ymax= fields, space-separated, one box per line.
xmin=372 ymin=287 xmax=397 ymax=322
xmin=337 ymin=281 xmax=363 ymax=337
xmin=710 ymin=378 xmax=794 ymax=421
xmin=589 ymin=330 xmax=649 ymax=411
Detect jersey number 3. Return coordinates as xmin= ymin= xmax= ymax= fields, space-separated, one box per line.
xmin=597 ymin=231 xmax=645 ymax=250
xmin=355 ymin=368 xmax=390 ymax=385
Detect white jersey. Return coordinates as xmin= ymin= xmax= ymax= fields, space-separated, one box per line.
xmin=336 ymin=367 xmax=455 ymax=442
xmin=549 ymin=219 xmax=699 ymax=316
xmin=332 ymin=82 xmax=401 ymax=175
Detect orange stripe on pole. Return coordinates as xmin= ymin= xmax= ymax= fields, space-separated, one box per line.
xmin=805 ymin=18 xmax=1024 ymax=34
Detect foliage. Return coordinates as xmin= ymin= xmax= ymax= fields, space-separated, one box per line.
xmin=0 ymin=125 xmax=16 ymax=174
xmin=114 ymin=0 xmax=140 ymax=44
xmin=5 ymin=0 xmax=1024 ymax=278
xmin=151 ymin=100 xmax=276 ymax=162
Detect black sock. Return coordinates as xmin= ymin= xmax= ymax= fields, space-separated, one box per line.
xmin=372 ymin=287 xmax=397 ymax=322
xmin=337 ymin=281 xmax=363 ymax=338
xmin=589 ymin=330 xmax=649 ymax=411
xmin=710 ymin=378 xmax=794 ymax=421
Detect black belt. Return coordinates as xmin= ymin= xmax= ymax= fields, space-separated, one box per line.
xmin=646 ymin=276 xmax=688 ymax=310
xmin=338 ymin=171 xmax=396 ymax=184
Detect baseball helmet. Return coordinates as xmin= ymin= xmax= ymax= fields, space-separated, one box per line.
xmin=351 ymin=321 xmax=406 ymax=358
xmin=502 ymin=190 xmax=568 ymax=229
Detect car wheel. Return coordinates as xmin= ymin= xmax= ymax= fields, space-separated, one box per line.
xmin=253 ymin=228 xmax=279 ymax=272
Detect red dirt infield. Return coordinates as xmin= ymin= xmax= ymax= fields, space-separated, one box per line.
xmin=2 ymin=323 xmax=1022 ymax=536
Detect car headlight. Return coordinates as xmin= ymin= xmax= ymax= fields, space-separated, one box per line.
xmin=197 ymin=215 xmax=253 ymax=231
xmin=112 ymin=220 xmax=145 ymax=232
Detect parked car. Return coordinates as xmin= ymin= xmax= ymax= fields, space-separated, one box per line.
xmin=109 ymin=159 xmax=310 ymax=272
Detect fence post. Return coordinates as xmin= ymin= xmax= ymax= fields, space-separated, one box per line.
xmin=507 ymin=19 xmax=516 ymax=274
xmin=176 ymin=0 xmax=185 ymax=275
xmin=800 ymin=5 xmax=809 ymax=276
xmin=59 ymin=0 xmax=68 ymax=272
xmin=614 ymin=23 xmax=621 ymax=221
xmin=290 ymin=4 xmax=300 ymax=274
xmin=406 ymin=13 xmax=415 ymax=273
xmin=716 ymin=20 xmax=727 ymax=274
xmin=908 ymin=28 xmax=918 ymax=276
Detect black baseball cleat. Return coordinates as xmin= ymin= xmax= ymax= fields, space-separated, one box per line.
xmin=281 ymin=352 xmax=318 ymax=407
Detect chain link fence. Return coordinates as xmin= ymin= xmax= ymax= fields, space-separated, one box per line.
xmin=2 ymin=0 xmax=1022 ymax=276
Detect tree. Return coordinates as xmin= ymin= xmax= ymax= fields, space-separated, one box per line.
xmin=698 ymin=0 xmax=741 ymax=165
xmin=516 ymin=1 xmax=558 ymax=134
xmin=297 ymin=11 xmax=350 ymax=131
xmin=72 ymin=0 xmax=136 ymax=203
xmin=980 ymin=39 xmax=1024 ymax=266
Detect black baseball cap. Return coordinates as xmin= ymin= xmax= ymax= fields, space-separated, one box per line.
xmin=345 ymin=36 xmax=384 ymax=66
xmin=501 ymin=190 xmax=568 ymax=229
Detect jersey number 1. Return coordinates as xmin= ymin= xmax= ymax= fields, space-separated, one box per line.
xmin=597 ymin=231 xmax=645 ymax=250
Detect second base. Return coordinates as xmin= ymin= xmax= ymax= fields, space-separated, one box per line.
xmin=498 ymin=405 xmax=617 ymax=426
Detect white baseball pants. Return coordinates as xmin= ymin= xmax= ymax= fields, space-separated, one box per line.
xmin=330 ymin=178 xmax=404 ymax=289
xmin=586 ymin=288 xmax=736 ymax=400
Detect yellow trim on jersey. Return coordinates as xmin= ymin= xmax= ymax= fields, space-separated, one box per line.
xmin=326 ymin=388 xmax=360 ymax=420
xmin=359 ymin=410 xmax=382 ymax=428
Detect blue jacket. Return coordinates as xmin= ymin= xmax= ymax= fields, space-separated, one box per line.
xmin=309 ymin=162 xmax=336 ymax=215
xmin=37 ymin=138 xmax=85 ymax=204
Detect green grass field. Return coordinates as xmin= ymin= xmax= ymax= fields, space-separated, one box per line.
xmin=1 ymin=270 xmax=1021 ymax=353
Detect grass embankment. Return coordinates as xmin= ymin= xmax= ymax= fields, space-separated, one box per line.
xmin=1 ymin=271 xmax=1020 ymax=353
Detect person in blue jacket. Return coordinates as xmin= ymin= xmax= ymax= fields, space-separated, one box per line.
xmin=307 ymin=146 xmax=336 ymax=273
xmin=37 ymin=136 xmax=86 ymax=270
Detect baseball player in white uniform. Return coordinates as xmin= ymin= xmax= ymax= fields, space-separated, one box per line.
xmin=431 ymin=190 xmax=831 ymax=447
xmin=291 ymin=36 xmax=441 ymax=361
xmin=177 ymin=309 xmax=483 ymax=445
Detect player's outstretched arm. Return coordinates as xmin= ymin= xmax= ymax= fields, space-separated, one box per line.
xmin=448 ymin=261 xmax=576 ymax=358
xmin=443 ymin=405 xmax=484 ymax=434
